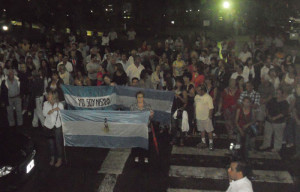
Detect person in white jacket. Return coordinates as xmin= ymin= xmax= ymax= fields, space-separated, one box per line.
xmin=43 ymin=90 xmax=64 ymax=167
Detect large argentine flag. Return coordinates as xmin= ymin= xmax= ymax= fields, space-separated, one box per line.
xmin=61 ymin=85 xmax=174 ymax=124
xmin=61 ymin=110 xmax=150 ymax=149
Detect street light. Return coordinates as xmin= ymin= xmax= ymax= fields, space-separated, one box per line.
xmin=2 ymin=25 xmax=8 ymax=31
xmin=223 ymin=1 xmax=230 ymax=9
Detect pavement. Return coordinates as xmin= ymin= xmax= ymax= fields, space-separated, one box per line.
xmin=1 ymin=108 xmax=300 ymax=192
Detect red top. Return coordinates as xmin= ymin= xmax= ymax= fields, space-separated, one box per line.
xmin=237 ymin=107 xmax=252 ymax=129
xmin=222 ymin=88 xmax=240 ymax=111
xmin=192 ymin=73 xmax=205 ymax=88
xmin=97 ymin=72 xmax=107 ymax=86
xmin=188 ymin=64 xmax=196 ymax=74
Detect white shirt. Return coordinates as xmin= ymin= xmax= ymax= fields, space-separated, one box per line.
xmin=226 ymin=177 xmax=253 ymax=192
xmin=101 ymin=36 xmax=110 ymax=46
xmin=126 ymin=63 xmax=145 ymax=81
xmin=230 ymin=72 xmax=249 ymax=83
xmin=238 ymin=51 xmax=252 ymax=63
xmin=243 ymin=66 xmax=255 ymax=80
xmin=194 ymin=93 xmax=214 ymax=120
xmin=127 ymin=31 xmax=136 ymax=40
xmin=108 ymin=31 xmax=118 ymax=40
xmin=57 ymin=61 xmax=73 ymax=73
xmin=43 ymin=101 xmax=64 ymax=129
xmin=260 ymin=65 xmax=273 ymax=80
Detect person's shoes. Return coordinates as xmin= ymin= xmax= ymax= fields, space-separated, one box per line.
xmin=197 ymin=142 xmax=207 ymax=149
xmin=55 ymin=158 xmax=63 ymax=168
xmin=214 ymin=111 xmax=222 ymax=117
xmin=144 ymin=158 xmax=149 ymax=163
xmin=286 ymin=143 xmax=294 ymax=148
xmin=134 ymin=157 xmax=139 ymax=163
xmin=49 ymin=157 xmax=55 ymax=166
xmin=209 ymin=143 xmax=214 ymax=151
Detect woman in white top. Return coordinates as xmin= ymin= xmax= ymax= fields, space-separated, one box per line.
xmin=282 ymin=65 xmax=296 ymax=86
xmin=43 ymin=90 xmax=64 ymax=167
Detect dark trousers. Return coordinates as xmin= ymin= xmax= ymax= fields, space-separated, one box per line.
xmin=171 ymin=117 xmax=183 ymax=142
xmin=48 ymin=127 xmax=64 ymax=158
xmin=132 ymin=133 xmax=153 ymax=159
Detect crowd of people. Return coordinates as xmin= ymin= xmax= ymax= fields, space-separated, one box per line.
xmin=0 ymin=29 xmax=300 ymax=163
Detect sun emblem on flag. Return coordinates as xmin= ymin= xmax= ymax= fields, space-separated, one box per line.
xmin=103 ymin=118 xmax=109 ymax=133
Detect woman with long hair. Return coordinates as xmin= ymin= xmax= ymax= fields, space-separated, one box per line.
xmin=235 ymin=96 xmax=256 ymax=160
xmin=112 ymin=63 xmax=128 ymax=85
xmin=42 ymin=90 xmax=64 ymax=167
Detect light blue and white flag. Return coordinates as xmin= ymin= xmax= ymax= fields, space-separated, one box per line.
xmin=61 ymin=110 xmax=150 ymax=149
xmin=115 ymin=86 xmax=174 ymax=124
xmin=61 ymin=85 xmax=175 ymax=124
xmin=61 ymin=85 xmax=117 ymax=110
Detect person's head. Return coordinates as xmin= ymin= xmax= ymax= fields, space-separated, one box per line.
xmin=242 ymin=96 xmax=251 ymax=108
xmin=70 ymin=50 xmax=76 ymax=57
xmin=63 ymin=55 xmax=69 ymax=63
xmin=134 ymin=55 xmax=141 ymax=66
xmin=136 ymin=91 xmax=144 ymax=103
xmin=196 ymin=84 xmax=207 ymax=96
xmin=19 ymin=64 xmax=27 ymax=73
xmin=52 ymin=71 xmax=59 ymax=81
xmin=41 ymin=59 xmax=48 ymax=68
xmin=103 ymin=74 xmax=111 ymax=85
xmin=268 ymin=68 xmax=277 ymax=78
xmin=58 ymin=65 xmax=66 ymax=74
xmin=236 ymin=64 xmax=243 ymax=73
xmin=176 ymin=53 xmax=182 ymax=61
xmin=228 ymin=161 xmax=247 ymax=181
xmin=245 ymin=58 xmax=253 ymax=66
xmin=121 ymin=53 xmax=127 ymax=61
xmin=91 ymin=54 xmax=97 ymax=62
xmin=8 ymin=69 xmax=14 ymax=81
xmin=276 ymin=88 xmax=284 ymax=100
xmin=205 ymin=77 xmax=214 ymax=86
xmin=183 ymin=72 xmax=192 ymax=84
xmin=131 ymin=77 xmax=139 ymax=87
xmin=47 ymin=90 xmax=59 ymax=104
xmin=245 ymin=82 xmax=254 ymax=92
xmin=175 ymin=77 xmax=184 ymax=89
xmin=140 ymin=69 xmax=148 ymax=80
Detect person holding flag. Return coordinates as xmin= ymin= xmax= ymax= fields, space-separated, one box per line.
xmin=130 ymin=91 xmax=155 ymax=164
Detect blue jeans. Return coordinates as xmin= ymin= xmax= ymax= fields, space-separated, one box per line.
xmin=237 ymin=131 xmax=255 ymax=160
xmin=48 ymin=127 xmax=64 ymax=158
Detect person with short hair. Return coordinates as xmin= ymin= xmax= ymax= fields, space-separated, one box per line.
xmin=0 ymin=69 xmax=23 ymax=127
xmin=86 ymin=54 xmax=100 ymax=86
xmin=226 ymin=161 xmax=253 ymax=192
xmin=126 ymin=55 xmax=145 ymax=82
xmin=130 ymin=91 xmax=154 ymax=163
xmin=194 ymin=84 xmax=214 ymax=150
xmin=43 ymin=90 xmax=64 ymax=167
xmin=259 ymin=88 xmax=289 ymax=152
xmin=131 ymin=77 xmax=139 ymax=87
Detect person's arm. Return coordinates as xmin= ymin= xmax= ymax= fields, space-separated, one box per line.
xmin=235 ymin=108 xmax=244 ymax=136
